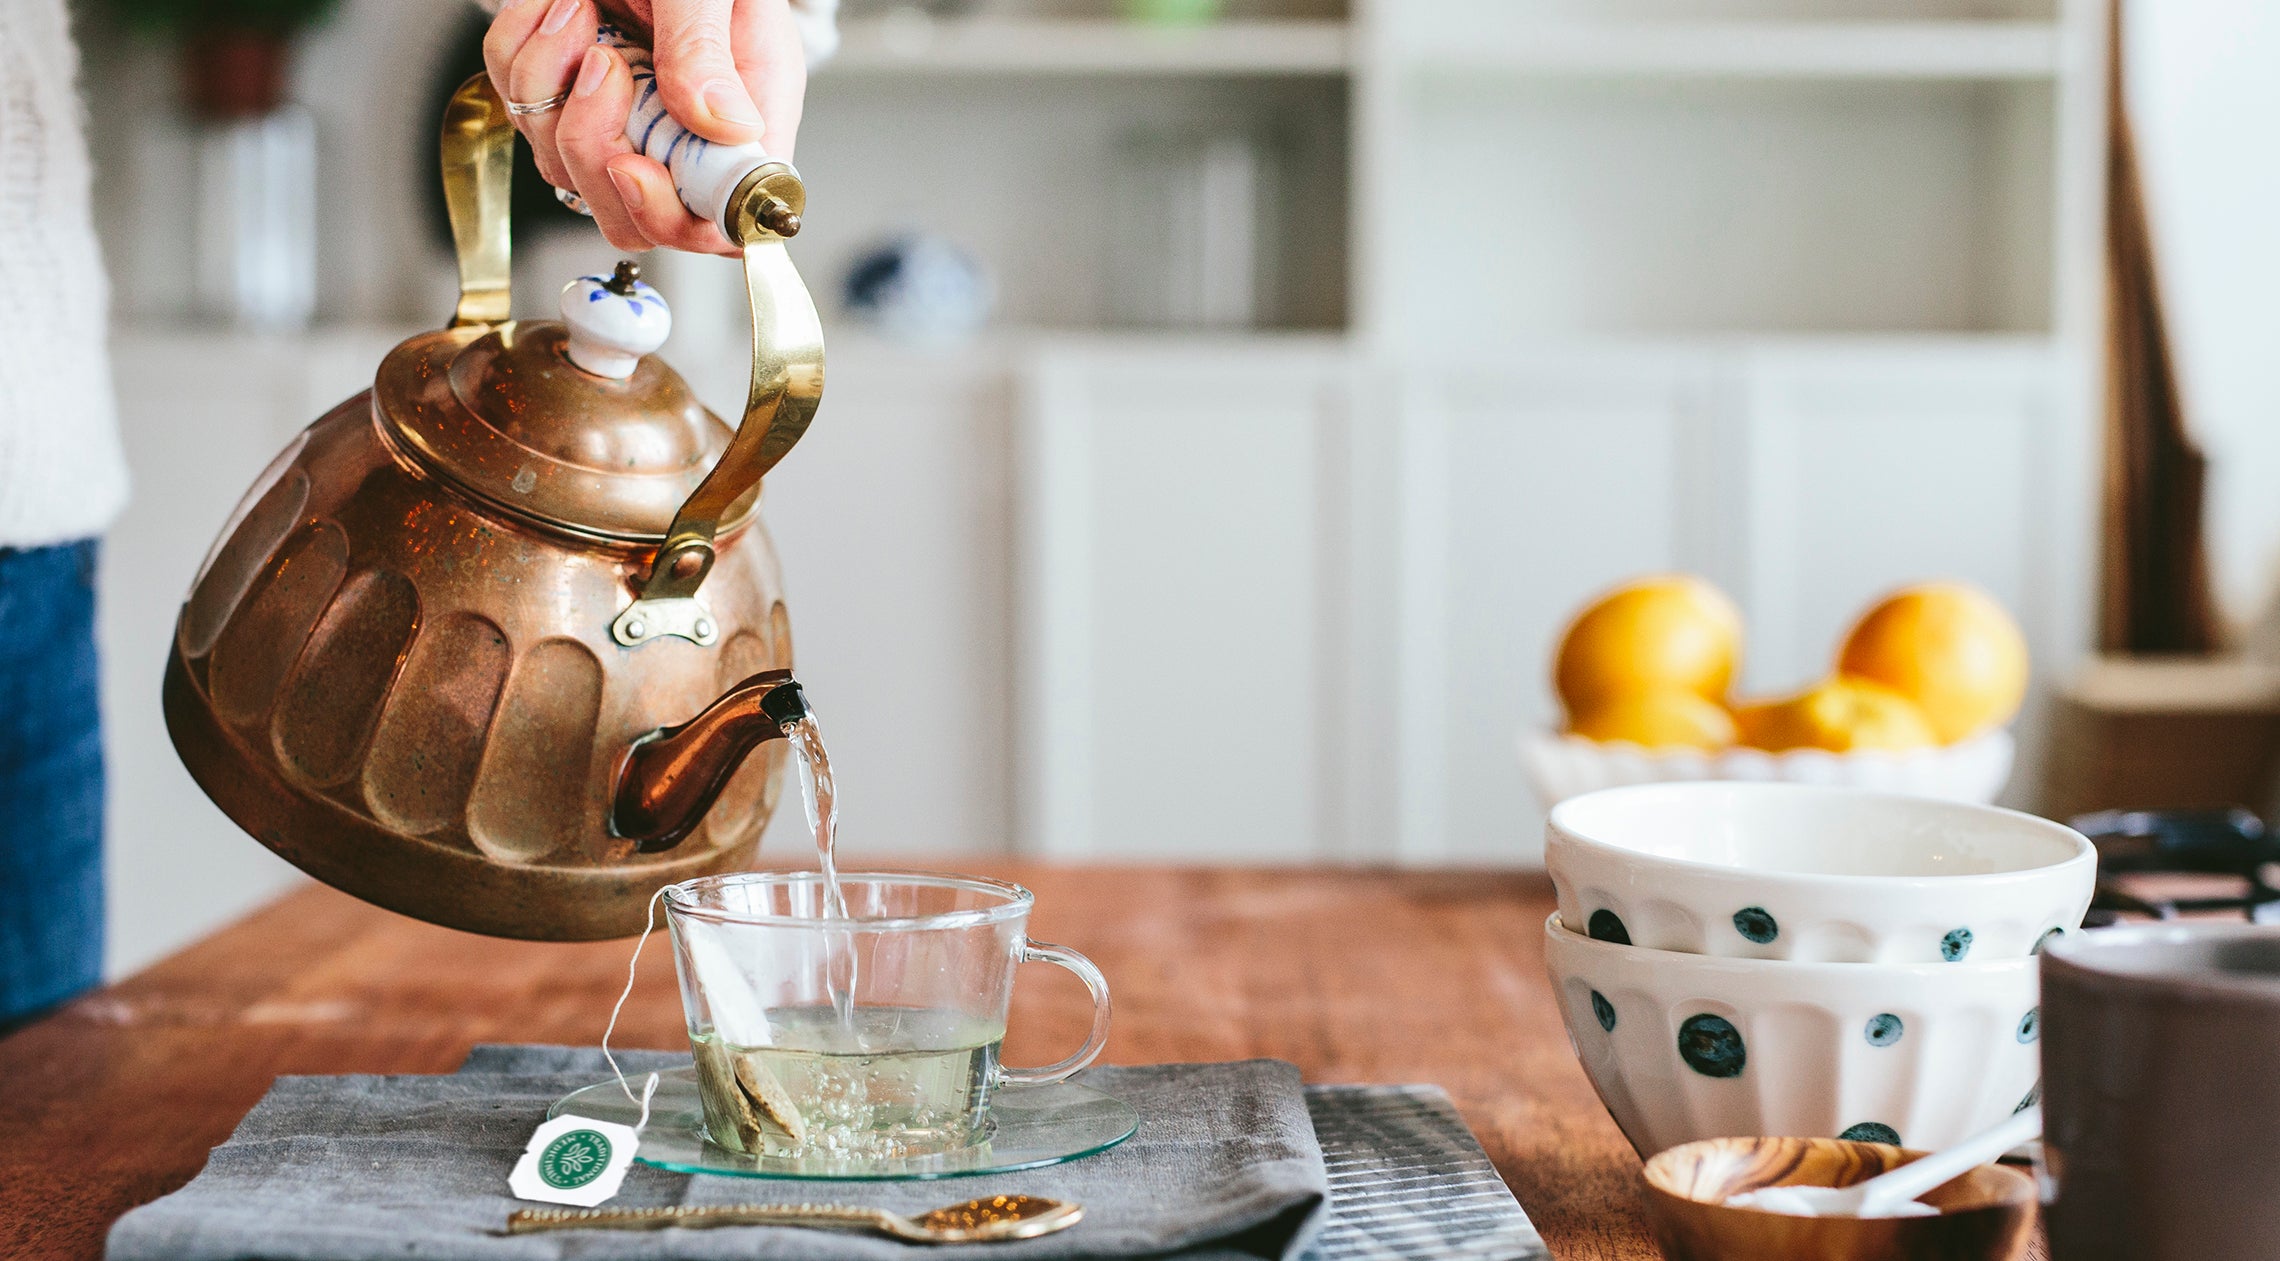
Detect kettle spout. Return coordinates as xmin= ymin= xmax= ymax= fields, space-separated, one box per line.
xmin=612 ymin=668 xmax=810 ymax=853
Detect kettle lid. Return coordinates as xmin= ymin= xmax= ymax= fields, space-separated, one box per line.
xmin=373 ymin=264 xmax=757 ymax=543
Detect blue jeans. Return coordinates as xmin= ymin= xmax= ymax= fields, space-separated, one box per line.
xmin=0 ymin=541 xmax=104 ymax=1026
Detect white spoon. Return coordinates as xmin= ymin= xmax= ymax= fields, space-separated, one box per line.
xmin=1724 ymin=1106 xmax=2042 ymax=1219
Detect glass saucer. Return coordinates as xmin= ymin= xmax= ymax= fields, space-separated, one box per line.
xmin=550 ymin=1067 xmax=1139 ymax=1180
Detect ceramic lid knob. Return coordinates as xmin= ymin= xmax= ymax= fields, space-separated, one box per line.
xmin=561 ymin=261 xmax=671 ymax=379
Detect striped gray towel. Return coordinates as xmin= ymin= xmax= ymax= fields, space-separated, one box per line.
xmin=1302 ymin=1086 xmax=1545 ymax=1261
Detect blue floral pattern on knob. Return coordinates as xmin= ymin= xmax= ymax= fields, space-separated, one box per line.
xmin=1839 ymin=1122 xmax=1901 ymax=1146
xmin=584 ymin=282 xmax=660 ymax=318
xmin=560 ymin=261 xmax=672 ymax=380
xmin=1940 ymin=927 xmax=1974 ymax=962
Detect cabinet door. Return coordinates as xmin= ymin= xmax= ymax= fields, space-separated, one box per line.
xmin=1729 ymin=340 xmax=2074 ymax=801
xmin=1393 ymin=347 xmax=1728 ymax=866
xmin=1015 ymin=340 xmax=1352 ymax=861
xmin=1732 ymin=341 xmax=2061 ymax=686
xmin=752 ymin=337 xmax=1019 ymax=861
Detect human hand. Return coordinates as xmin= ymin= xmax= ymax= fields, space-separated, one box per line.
xmin=483 ymin=0 xmax=809 ymax=255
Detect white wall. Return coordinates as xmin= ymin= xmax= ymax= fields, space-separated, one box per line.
xmin=2128 ymin=0 xmax=2280 ymax=631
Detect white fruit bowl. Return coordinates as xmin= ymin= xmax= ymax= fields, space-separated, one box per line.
xmin=1519 ymin=727 xmax=2014 ymax=810
xmin=1543 ymin=913 xmax=2042 ymax=1159
xmin=1545 ymin=781 xmax=2095 ymax=964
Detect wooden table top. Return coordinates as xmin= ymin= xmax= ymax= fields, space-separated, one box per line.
xmin=0 ymin=865 xmax=1868 ymax=1259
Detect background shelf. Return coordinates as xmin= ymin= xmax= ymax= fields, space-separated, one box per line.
xmin=1397 ymin=20 xmax=2070 ymax=81
xmin=827 ymin=17 xmax=1353 ymax=76
xmin=1383 ymin=76 xmax=2057 ymax=341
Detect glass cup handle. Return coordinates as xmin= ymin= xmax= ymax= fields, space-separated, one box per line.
xmin=995 ymin=938 xmax=1112 ymax=1087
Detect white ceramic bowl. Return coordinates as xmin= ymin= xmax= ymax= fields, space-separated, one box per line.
xmin=1544 ymin=914 xmax=2042 ymax=1158
xmin=1519 ymin=728 xmax=2015 ymax=809
xmin=1546 ymin=781 xmax=2095 ymax=964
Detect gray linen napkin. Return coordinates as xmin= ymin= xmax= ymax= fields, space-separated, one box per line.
xmin=462 ymin=1050 xmax=1547 ymax=1261
xmin=459 ymin=1049 xmax=1547 ymax=1261
xmin=107 ymin=1053 xmax=1326 ymax=1261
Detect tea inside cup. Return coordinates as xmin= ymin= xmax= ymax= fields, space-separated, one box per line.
xmin=661 ymin=870 xmax=1111 ymax=1164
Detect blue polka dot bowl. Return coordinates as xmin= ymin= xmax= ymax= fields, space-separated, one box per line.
xmin=1545 ymin=912 xmax=2042 ymax=1159
xmin=1548 ymin=782 xmax=2095 ymax=964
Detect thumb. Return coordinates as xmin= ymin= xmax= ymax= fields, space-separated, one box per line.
xmin=649 ymin=0 xmax=763 ymax=143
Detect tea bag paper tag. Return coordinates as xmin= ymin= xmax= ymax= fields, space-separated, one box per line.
xmin=508 ymin=1113 xmax=640 ymax=1207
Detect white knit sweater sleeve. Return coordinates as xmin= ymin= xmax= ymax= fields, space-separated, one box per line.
xmin=0 ymin=0 xmax=131 ymax=548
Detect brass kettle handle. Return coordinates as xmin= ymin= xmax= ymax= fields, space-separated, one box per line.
xmin=441 ymin=75 xmax=514 ymax=328
xmin=436 ymin=73 xmax=824 ymax=651
xmin=611 ymin=170 xmax=823 ymax=649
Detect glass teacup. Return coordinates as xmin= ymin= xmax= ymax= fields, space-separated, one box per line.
xmin=664 ymin=871 xmax=1110 ymax=1160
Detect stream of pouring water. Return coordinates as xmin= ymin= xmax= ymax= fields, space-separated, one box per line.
xmin=785 ymin=713 xmax=858 ymax=1036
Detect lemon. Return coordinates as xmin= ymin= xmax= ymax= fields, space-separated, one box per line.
xmin=1731 ymin=677 xmax=1939 ymax=753
xmin=1554 ymin=576 xmax=1743 ymax=712
xmin=1837 ymin=584 xmax=2028 ymax=744
xmin=1565 ymin=690 xmax=1739 ymax=751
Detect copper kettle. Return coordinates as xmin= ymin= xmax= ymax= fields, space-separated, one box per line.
xmin=163 ymin=75 xmax=825 ymax=940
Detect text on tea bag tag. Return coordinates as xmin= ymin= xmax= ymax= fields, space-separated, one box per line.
xmin=508 ymin=1113 xmax=640 ymax=1207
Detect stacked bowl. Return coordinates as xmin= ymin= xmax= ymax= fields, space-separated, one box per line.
xmin=1542 ymin=782 xmax=2094 ymax=1157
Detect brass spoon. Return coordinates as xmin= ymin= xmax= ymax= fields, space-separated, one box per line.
xmin=506 ymin=1194 xmax=1082 ymax=1244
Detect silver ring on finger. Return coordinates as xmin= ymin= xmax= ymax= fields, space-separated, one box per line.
xmin=507 ymin=90 xmax=572 ymax=117
xmin=555 ymin=186 xmax=594 ymax=217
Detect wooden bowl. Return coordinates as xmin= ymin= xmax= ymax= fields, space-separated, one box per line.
xmin=1641 ymin=1136 xmax=2037 ymax=1261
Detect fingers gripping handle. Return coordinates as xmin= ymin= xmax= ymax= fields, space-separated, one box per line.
xmin=442 ymin=31 xmax=803 ymax=329
xmin=601 ymin=26 xmax=799 ymax=234
xmin=995 ymin=940 xmax=1113 ymax=1087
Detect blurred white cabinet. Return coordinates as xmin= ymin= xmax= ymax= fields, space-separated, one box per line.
xmin=738 ymin=337 xmax=1023 ymax=864
xmin=1017 ymin=337 xmax=2069 ymax=864
xmin=1729 ymin=341 xmax=2076 ymax=691
xmin=1395 ymin=348 xmax=1725 ymax=867
xmin=101 ymin=325 xmax=405 ymax=976
xmin=1014 ymin=338 xmax=1354 ymax=861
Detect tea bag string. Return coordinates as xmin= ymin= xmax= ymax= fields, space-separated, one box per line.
xmin=600 ymin=884 xmax=669 ymax=1126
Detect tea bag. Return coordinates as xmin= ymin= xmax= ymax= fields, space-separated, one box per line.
xmin=733 ymin=1050 xmax=810 ymax=1144
xmin=691 ymin=1035 xmax=807 ymax=1151
xmin=682 ymin=929 xmax=808 ymax=1148
xmin=689 ymin=1036 xmax=807 ymax=1150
